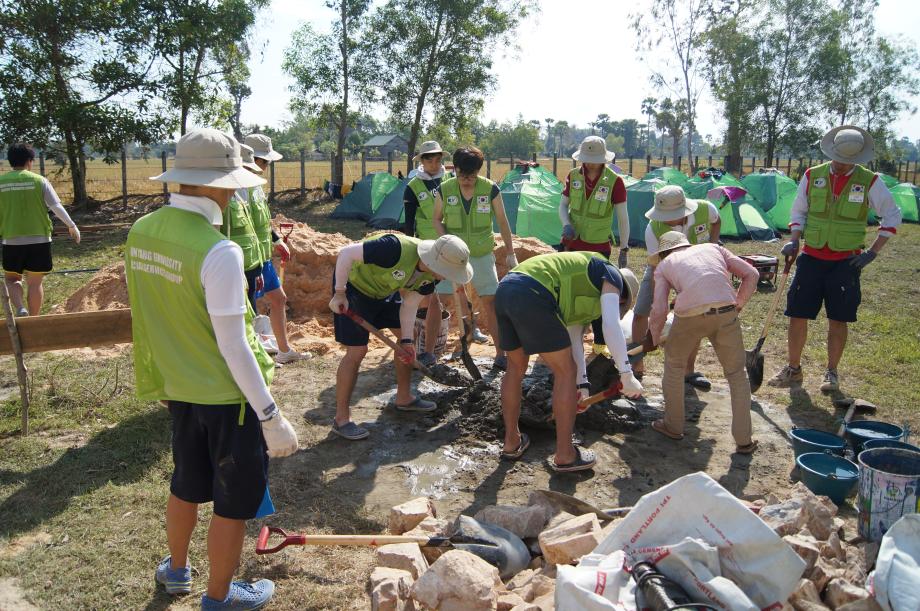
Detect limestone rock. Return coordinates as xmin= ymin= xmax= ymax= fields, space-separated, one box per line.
xmin=788 ymin=578 xmax=822 ymax=610
xmin=859 ymin=541 xmax=880 ymax=569
xmin=403 ymin=517 xmax=451 ymax=565
xmin=475 ymin=505 xmax=548 ymax=540
xmin=545 ymin=511 xmax=577 ymax=530
xmin=784 ymin=533 xmax=822 ymax=571
xmin=844 ymin=544 xmax=869 ymax=584
xmin=389 ymin=498 xmax=437 ymax=535
xmin=377 ymin=543 xmax=429 ymax=580
xmin=538 ymin=514 xmax=602 ymax=566
xmin=761 ymin=484 xmax=837 ymax=540
xmin=531 ymin=591 xmax=555 ymax=610
xmin=809 ymin=556 xmax=846 ymax=593
xmin=369 ymin=567 xmax=416 ymax=611
xmin=411 ymin=549 xmax=502 ymax=611
xmin=836 ymin=598 xmax=884 ymax=611
xmin=498 ymin=590 xmax=527 ymax=611
xmin=824 ymin=578 xmax=870 ymax=608
xmin=513 ymin=573 xmax=555 ymax=603
xmin=506 ymin=569 xmax=535 ymax=592
xmin=820 ymin=532 xmax=846 ymax=561
xmin=793 ymin=601 xmax=831 ymax=611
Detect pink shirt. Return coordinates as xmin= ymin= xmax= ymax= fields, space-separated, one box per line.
xmin=650 ymin=243 xmax=759 ymax=344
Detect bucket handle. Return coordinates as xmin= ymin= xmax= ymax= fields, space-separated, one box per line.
xmin=822 ymin=449 xmax=841 ymax=479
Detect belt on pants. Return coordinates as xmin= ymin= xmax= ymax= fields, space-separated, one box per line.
xmin=702 ymin=304 xmax=736 ymax=316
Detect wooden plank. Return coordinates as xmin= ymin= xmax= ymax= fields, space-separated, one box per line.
xmin=53 ymin=223 xmax=132 ymax=235
xmin=0 ymin=309 xmax=132 ymax=355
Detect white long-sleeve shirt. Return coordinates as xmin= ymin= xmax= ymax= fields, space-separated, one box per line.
xmin=3 ymin=176 xmax=77 ymax=245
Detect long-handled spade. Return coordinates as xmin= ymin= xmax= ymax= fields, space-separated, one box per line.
xmin=452 ymin=283 xmax=482 ymax=380
xmin=746 ymin=254 xmax=794 ymax=392
xmin=277 ymin=222 xmax=295 ymax=286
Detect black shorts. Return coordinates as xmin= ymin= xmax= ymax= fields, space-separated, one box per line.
xmin=2 ymin=242 xmax=52 ymax=275
xmin=785 ymin=253 xmax=862 ymax=323
xmin=333 ymin=281 xmax=402 ymax=346
xmin=168 ymin=401 xmax=273 ymax=520
xmin=494 ymin=273 xmax=571 ymax=354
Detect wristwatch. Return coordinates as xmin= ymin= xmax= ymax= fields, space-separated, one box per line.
xmin=399 ymin=338 xmax=413 ymax=345
xmin=577 ymin=382 xmax=591 ymax=391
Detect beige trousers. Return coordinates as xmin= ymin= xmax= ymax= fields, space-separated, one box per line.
xmin=662 ymin=309 xmax=752 ymax=445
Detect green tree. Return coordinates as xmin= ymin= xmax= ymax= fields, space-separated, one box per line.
xmin=604 ymin=134 xmax=626 ymax=157
xmin=640 ymin=97 xmax=657 ymax=155
xmin=478 ymin=120 xmax=541 ymax=158
xmin=554 ymin=120 xmax=571 ymax=155
xmin=655 ymin=98 xmax=687 ymax=162
xmin=820 ymin=0 xmax=878 ymax=125
xmin=851 ymin=36 xmax=920 ymax=134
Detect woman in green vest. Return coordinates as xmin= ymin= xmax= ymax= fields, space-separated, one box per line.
xmin=494 ymin=252 xmax=643 ymax=472
xmin=220 ymin=144 xmax=264 ymax=313
xmin=433 ymin=146 xmax=516 ymax=369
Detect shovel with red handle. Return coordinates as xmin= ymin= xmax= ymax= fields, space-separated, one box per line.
xmin=277 ymin=222 xmax=295 ymax=286
xmin=577 ymin=380 xmax=624 ymax=413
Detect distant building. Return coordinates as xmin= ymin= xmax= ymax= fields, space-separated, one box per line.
xmin=361 ymin=135 xmax=409 ymax=158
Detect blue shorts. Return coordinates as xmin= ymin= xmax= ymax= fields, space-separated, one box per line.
xmin=168 ymin=401 xmax=275 ymax=520
xmin=333 ymin=280 xmax=402 ymax=346
xmin=256 ymin=260 xmax=281 ymax=298
xmin=494 ymin=273 xmax=570 ymax=355
xmin=785 ymin=253 xmax=862 ymax=323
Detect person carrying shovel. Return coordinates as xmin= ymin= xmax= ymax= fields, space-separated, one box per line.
xmin=329 ymin=233 xmax=473 ymax=440
xmin=646 ymin=231 xmax=759 ymax=454
xmin=495 ymin=251 xmax=643 ymax=472
xmin=127 ymin=129 xmax=299 ymax=609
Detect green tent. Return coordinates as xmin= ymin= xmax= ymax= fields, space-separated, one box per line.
xmin=879 ymin=173 xmax=900 ymax=189
xmin=368 ymin=179 xmax=408 ymax=229
xmin=891 ymin=182 xmax=919 ymax=223
xmin=682 ymin=172 xmax=744 ymax=200
xmin=741 ymin=173 xmax=799 ymax=231
xmin=710 ymin=197 xmax=778 ymax=242
xmin=642 ymin=167 xmax=689 ymax=186
xmin=615 ymin=179 xmax=666 ymax=246
xmin=497 ymin=165 xmax=564 ymax=246
xmin=330 ymin=172 xmax=403 ymax=223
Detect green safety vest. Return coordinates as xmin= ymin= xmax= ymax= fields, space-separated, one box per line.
xmin=220 ymin=195 xmax=262 ymax=271
xmin=440 ymin=176 xmax=496 ymax=257
xmin=348 ymin=234 xmax=437 ymax=299
xmin=125 ymin=205 xmax=274 ymax=405
xmin=247 ymin=187 xmax=273 ymax=262
xmin=650 ymin=204 xmax=712 ymax=245
xmin=804 ymin=163 xmax=873 ymax=251
xmin=0 ymin=170 xmax=53 ymax=239
xmin=514 ymin=251 xmax=609 ymax=327
xmin=408 ymin=177 xmax=440 ymax=240
xmin=567 ymin=166 xmax=621 ymax=244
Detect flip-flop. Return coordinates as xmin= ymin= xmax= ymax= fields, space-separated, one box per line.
xmin=652 ymin=419 xmax=684 ymax=440
xmin=394 ymin=397 xmax=437 ymax=412
xmin=548 ymin=446 xmax=596 ymax=473
xmin=500 ymin=433 xmax=530 ymax=460
xmin=685 ymin=372 xmax=712 ymax=391
xmin=736 ymin=440 xmax=759 ymax=455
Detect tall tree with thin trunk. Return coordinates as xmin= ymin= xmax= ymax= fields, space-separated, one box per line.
xmin=656 ymin=98 xmax=687 ymax=162
xmin=640 ymin=97 xmax=657 ymax=156
xmin=820 ymin=0 xmax=878 ymax=125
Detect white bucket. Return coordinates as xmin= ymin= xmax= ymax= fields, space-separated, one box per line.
xmin=857 ymin=447 xmax=920 ymax=541
xmin=413 ymin=308 xmax=450 ymax=356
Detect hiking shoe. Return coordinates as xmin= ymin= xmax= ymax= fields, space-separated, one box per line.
xmin=394 ymin=397 xmax=437 ymax=412
xmin=155 ymin=556 xmax=191 ymax=595
xmin=274 ymin=348 xmax=312 ymax=364
xmin=15 ymin=307 xmax=28 ymax=317
xmin=820 ymin=369 xmax=839 ymax=392
xmin=417 ymin=351 xmax=437 ymax=368
xmin=200 ymin=579 xmax=275 ymax=610
xmin=493 ymin=355 xmax=507 ymax=370
xmin=331 ymin=420 xmax=369 ymax=440
xmin=471 ymin=327 xmax=489 ymax=343
xmin=767 ymin=365 xmax=803 ymax=388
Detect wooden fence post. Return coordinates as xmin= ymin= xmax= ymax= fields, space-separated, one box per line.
xmin=38 ymin=151 xmax=45 ymax=176
xmin=486 ymin=156 xmax=491 ymax=179
xmin=646 ymin=154 xmax=652 ymax=171
xmin=510 ymin=153 xmax=515 ymax=170
xmin=787 ymin=157 xmax=793 ymax=174
xmin=897 ymin=161 xmax=903 ymax=182
xmin=677 ymin=156 xmax=682 ymax=172
xmin=571 ymin=156 xmax=576 ymax=169
xmin=161 ymin=151 xmax=168 ymax=202
xmin=708 ymin=155 xmax=713 ymax=168
xmin=387 ymin=151 xmax=392 ymax=175
xmin=121 ymin=145 xmax=128 ymax=208
xmin=330 ymin=153 xmax=336 ymax=187
xmin=808 ymin=156 xmax=813 ymax=169
xmin=552 ymin=153 xmax=557 ymax=177
xmin=694 ymin=155 xmax=699 ymax=171
xmin=531 ymin=152 xmax=537 ymax=163
xmin=361 ymin=151 xmax=367 ymax=178
xmin=663 ymin=155 xmax=668 ymax=167
xmin=913 ymin=160 xmax=918 ymax=184
xmin=300 ymin=148 xmax=306 ymax=196
xmin=0 ymin=281 xmax=29 ymax=436
xmin=751 ymin=156 xmax=756 ymax=172
xmin=270 ymin=160 xmax=276 ymax=200
xmin=628 ymin=156 xmax=633 ymax=175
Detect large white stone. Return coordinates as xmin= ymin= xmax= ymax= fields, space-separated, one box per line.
xmin=368 ymin=567 xmax=415 ymax=611
xmin=809 ymin=556 xmax=846 ymax=593
xmin=538 ymin=514 xmax=602 ymax=566
xmin=403 ymin=517 xmax=452 ymax=565
xmin=824 ymin=578 xmax=870 ymax=609
xmin=377 ymin=543 xmax=429 ymax=580
xmin=784 ymin=533 xmax=822 ymax=571
xmin=788 ymin=578 xmax=821 ymax=610
xmin=474 ymin=505 xmax=548 ymax=539
xmin=389 ymin=497 xmax=437 ymax=535
xmin=411 ymin=549 xmax=502 ymax=610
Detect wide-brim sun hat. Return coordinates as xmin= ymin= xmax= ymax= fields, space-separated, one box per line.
xmin=619 ymin=267 xmax=639 ymax=313
xmin=413 ymin=141 xmax=445 ymax=161
xmin=417 ymin=235 xmax=474 ymax=285
xmin=645 ymin=185 xmax=699 ymax=222
xmin=820 ymin=125 xmax=874 ymax=165
xmin=244 ymin=133 xmax=283 ymax=162
xmin=572 ymin=136 xmax=615 ymax=164
xmin=648 ymin=231 xmax=691 ymax=265
xmin=150 ymin=129 xmax=265 ymax=189
xmin=240 ymin=144 xmax=263 ymax=173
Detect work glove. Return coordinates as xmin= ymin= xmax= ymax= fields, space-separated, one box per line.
xmin=328 ymin=292 xmax=348 ymax=314
xmin=576 ymin=383 xmax=590 ymax=404
xmin=780 ymin=239 xmax=799 ymax=258
xmin=620 ymin=371 xmax=643 ymax=399
xmin=261 ymin=412 xmax=299 ymax=458
xmin=68 ymin=225 xmax=81 ymax=244
xmin=274 ymin=241 xmax=290 ymax=262
xmin=561 ymin=224 xmax=576 ymax=242
xmin=849 ymin=250 xmax=877 ymax=271
xmin=255 ymin=274 xmax=264 ymax=294
xmin=505 ymin=252 xmax=519 ymax=269
xmin=617 ymin=248 xmax=629 ymax=269
xmin=397 ymin=341 xmax=416 ymax=365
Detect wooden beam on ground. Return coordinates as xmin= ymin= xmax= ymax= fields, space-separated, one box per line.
xmin=0 ymin=309 xmax=132 ymax=356
xmin=53 ymin=223 xmax=133 ymax=235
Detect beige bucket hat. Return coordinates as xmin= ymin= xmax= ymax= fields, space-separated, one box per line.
xmin=645 ymin=185 xmax=699 ymax=222
xmin=417 ymin=235 xmax=473 ymax=285
xmin=820 ymin=125 xmax=874 ymax=165
xmin=244 ymin=134 xmax=283 ymax=162
xmin=572 ymin=136 xmax=615 ymax=164
xmin=413 ymin=141 xmax=445 ymax=161
xmin=648 ymin=231 xmax=691 ymax=265
xmin=240 ymin=144 xmax=262 ymax=173
xmin=150 ymin=129 xmax=266 ymax=189
xmin=619 ymin=267 xmax=639 ymax=314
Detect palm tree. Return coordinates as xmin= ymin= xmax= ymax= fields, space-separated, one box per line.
xmin=641 ymin=97 xmax=657 ymax=156
xmin=545 ymin=118 xmax=554 ymax=154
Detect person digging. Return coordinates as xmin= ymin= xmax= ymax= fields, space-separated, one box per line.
xmin=244 ymin=133 xmax=312 ymax=365
xmin=631 ymin=185 xmax=721 ymax=389
xmin=1 ymin=143 xmax=81 ymax=316
xmin=767 ymin=125 xmax=901 ymax=392
xmin=496 ymin=251 xmax=643 ymax=473
xmin=646 ymin=231 xmax=759 ymax=454
xmin=559 ymin=136 xmax=631 ymax=358
xmin=329 ymin=233 xmax=473 ymax=440
xmin=127 ymin=128 xmax=299 ymax=610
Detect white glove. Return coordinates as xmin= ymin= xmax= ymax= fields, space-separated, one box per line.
xmin=576 ymin=384 xmax=590 ymax=403
xmin=68 ymin=225 xmax=81 ymax=244
xmin=329 ymin=292 xmax=348 ymax=314
xmin=620 ymin=371 xmax=643 ymax=399
xmin=261 ymin=413 xmax=299 ymax=458
xmin=505 ymin=253 xmax=519 ymax=269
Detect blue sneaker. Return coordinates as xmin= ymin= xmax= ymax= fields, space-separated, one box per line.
xmin=155 ymin=555 xmax=191 ymax=595
xmin=201 ymin=579 xmax=275 ymax=610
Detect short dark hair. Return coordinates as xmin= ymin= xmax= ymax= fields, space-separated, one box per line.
xmin=7 ymin=143 xmax=35 ymax=167
xmin=452 ymin=146 xmax=484 ymax=175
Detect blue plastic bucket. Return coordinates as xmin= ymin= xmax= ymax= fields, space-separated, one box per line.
xmin=857 ymin=447 xmax=920 ymax=541
xmin=789 ymin=428 xmax=846 ymax=459
xmin=862 ymin=438 xmax=920 ymax=454
xmin=845 ymin=420 xmax=904 ymax=454
xmin=796 ymin=452 xmax=859 ymax=505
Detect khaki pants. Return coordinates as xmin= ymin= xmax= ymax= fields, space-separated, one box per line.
xmin=662 ymin=310 xmax=752 ymax=446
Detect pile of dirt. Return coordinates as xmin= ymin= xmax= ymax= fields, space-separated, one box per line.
xmin=58 ymin=262 xmax=129 ymax=313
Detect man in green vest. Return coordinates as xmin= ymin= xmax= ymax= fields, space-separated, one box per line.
xmin=329 ymin=233 xmax=473 ymax=440
xmin=403 ymin=140 xmax=447 ymax=366
xmin=220 ymin=144 xmax=264 ymax=314
xmin=128 ymin=129 xmax=298 ymax=610
xmin=1 ymin=143 xmax=81 ymax=316
xmin=495 ymin=252 xmax=643 ymax=472
xmin=244 ymin=134 xmax=312 ymax=365
xmin=433 ymin=146 xmax=517 ymax=369
xmin=630 ymin=185 xmax=721 ymax=389
xmin=768 ymin=126 xmax=901 ymax=392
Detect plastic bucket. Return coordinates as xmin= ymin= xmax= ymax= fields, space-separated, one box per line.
xmin=789 ymin=428 xmax=846 ymax=459
xmin=796 ymin=452 xmax=859 ymax=505
xmin=845 ymin=420 xmax=904 ymax=454
xmin=862 ymin=438 xmax=920 ymax=454
xmin=413 ymin=308 xmax=450 ymax=357
xmin=857 ymin=447 xmax=920 ymax=541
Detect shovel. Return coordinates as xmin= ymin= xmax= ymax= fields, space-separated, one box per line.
xmin=530 ymin=490 xmax=633 ymax=521
xmin=577 ymin=380 xmax=624 ymax=413
xmin=746 ymin=254 xmax=794 ymax=392
xmin=277 ymin=222 xmax=295 ymax=286
xmin=452 ymin=283 xmax=482 ymax=380
xmin=256 ymin=515 xmax=530 ymax=579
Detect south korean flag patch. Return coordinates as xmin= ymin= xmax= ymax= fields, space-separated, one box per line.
xmin=814 ymin=177 xmax=827 ymax=188
xmin=848 ymin=183 xmax=865 ymax=203
xmin=418 ymin=191 xmax=429 ymax=201
xmin=572 ymin=180 xmax=583 ymax=190
xmin=392 ymin=269 xmax=406 ymax=281
xmin=694 ymin=224 xmax=708 ymax=235
xmin=596 ymin=186 xmax=610 ymax=202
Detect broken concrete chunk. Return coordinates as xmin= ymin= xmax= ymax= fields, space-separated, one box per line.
xmin=762 ymin=484 xmax=837 ymax=540
xmin=389 ymin=497 xmax=437 ymax=535
xmin=538 ymin=513 xmax=602 ymax=566
xmin=368 ymin=567 xmax=415 ymax=611
xmin=411 ymin=549 xmax=502 ymax=611
xmin=544 ymin=511 xmax=577 ymax=530
xmin=823 ymin=578 xmax=870 ymax=608
xmin=788 ymin=578 xmax=821 ymax=609
xmin=474 ymin=505 xmax=548 ymax=540
xmin=784 ymin=533 xmax=822 ymax=571
xmin=859 ymin=540 xmax=880 ymax=569
xmin=793 ymin=601 xmax=831 ymax=611
xmin=376 ymin=543 xmax=429 ymax=580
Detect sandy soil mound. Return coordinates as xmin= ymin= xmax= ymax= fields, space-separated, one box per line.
xmin=59 ymin=262 xmax=129 ymax=312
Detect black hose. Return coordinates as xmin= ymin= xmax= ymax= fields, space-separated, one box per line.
xmin=632 ymin=562 xmax=721 ymax=611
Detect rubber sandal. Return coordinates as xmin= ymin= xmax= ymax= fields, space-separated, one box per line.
xmin=685 ymin=372 xmax=712 ymax=391
xmin=331 ymin=420 xmax=369 ymax=440
xmin=736 ymin=440 xmax=759 ymax=455
xmin=549 ymin=446 xmax=596 ymax=473
xmin=652 ymin=419 xmax=684 ymax=440
xmin=500 ymin=433 xmax=530 ymax=460
xmin=394 ymin=397 xmax=437 ymax=412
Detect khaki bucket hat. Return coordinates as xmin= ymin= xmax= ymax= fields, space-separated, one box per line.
xmin=572 ymin=136 xmax=615 ymax=164
xmin=240 ymin=144 xmax=262 ymax=173
xmin=645 ymin=185 xmax=699 ymax=222
xmin=417 ymin=235 xmax=474 ymax=285
xmin=820 ymin=125 xmax=874 ymax=165
xmin=150 ymin=129 xmax=265 ymax=189
xmin=413 ymin=141 xmax=445 ymax=161
xmin=648 ymin=231 xmax=691 ymax=265
xmin=244 ymin=134 xmax=283 ymax=162
xmin=619 ymin=267 xmax=639 ymax=314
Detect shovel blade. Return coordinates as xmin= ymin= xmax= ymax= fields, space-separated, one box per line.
xmin=459 ymin=319 xmax=483 ymax=380
xmin=746 ymin=349 xmax=765 ymax=393
xmin=452 ymin=516 xmax=530 ymax=580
